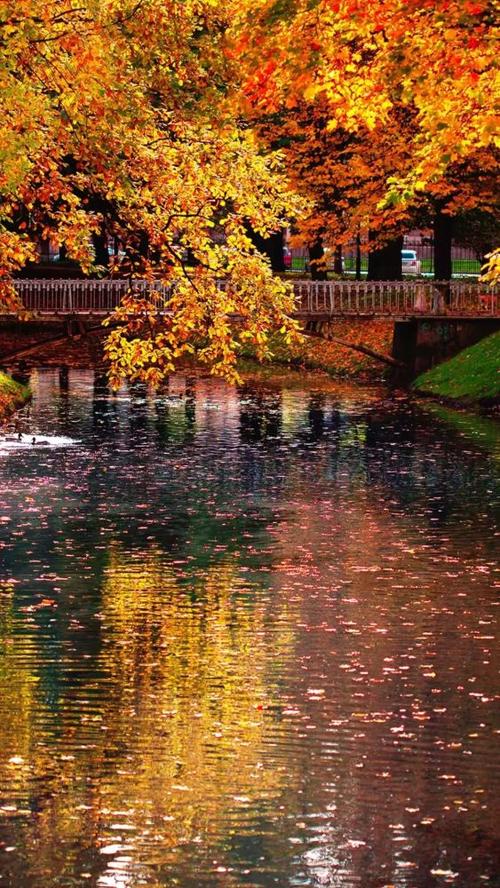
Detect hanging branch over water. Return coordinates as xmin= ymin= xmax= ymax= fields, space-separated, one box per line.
xmin=304 ymin=324 xmax=405 ymax=368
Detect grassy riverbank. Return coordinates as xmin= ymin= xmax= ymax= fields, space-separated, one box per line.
xmin=0 ymin=372 xmax=31 ymax=421
xmin=413 ymin=331 xmax=500 ymax=406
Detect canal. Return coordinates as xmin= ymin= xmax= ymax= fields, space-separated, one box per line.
xmin=0 ymin=368 xmax=498 ymax=888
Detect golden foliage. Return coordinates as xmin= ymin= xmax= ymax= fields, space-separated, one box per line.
xmin=231 ymin=0 xmax=499 ymax=252
xmin=481 ymin=248 xmax=500 ymax=285
xmin=0 ymin=0 xmax=302 ymax=381
xmin=233 ymin=0 xmax=499 ymax=193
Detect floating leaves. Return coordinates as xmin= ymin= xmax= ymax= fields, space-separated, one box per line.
xmin=0 ymin=368 xmax=498 ymax=887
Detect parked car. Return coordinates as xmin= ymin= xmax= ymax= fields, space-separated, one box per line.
xmin=401 ymin=249 xmax=421 ymax=275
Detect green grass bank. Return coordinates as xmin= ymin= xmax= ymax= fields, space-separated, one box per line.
xmin=412 ymin=331 xmax=500 ymax=406
xmin=0 ymin=372 xmax=31 ymax=421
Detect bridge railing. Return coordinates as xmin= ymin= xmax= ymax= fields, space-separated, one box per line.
xmin=293 ymin=280 xmax=498 ymax=316
xmin=5 ymin=277 xmax=499 ymax=317
xmin=447 ymin=280 xmax=498 ymax=315
xmin=10 ymin=279 xmax=172 ymax=314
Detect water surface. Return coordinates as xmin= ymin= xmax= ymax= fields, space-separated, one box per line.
xmin=0 ymin=369 xmax=499 ymax=888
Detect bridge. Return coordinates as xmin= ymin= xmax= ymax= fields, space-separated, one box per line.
xmin=6 ymin=277 xmax=499 ymax=318
xmin=1 ymin=278 xmax=498 ymax=377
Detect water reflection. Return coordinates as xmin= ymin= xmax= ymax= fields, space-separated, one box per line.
xmin=0 ymin=369 xmax=498 ymax=887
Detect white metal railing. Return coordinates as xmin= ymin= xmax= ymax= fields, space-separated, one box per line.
xmin=4 ymin=277 xmax=499 ymax=317
xmin=293 ymin=279 xmax=498 ymax=316
xmin=9 ymin=278 xmax=172 ymax=315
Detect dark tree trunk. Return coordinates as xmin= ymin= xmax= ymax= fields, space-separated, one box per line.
xmin=39 ymin=238 xmax=51 ymax=262
xmin=434 ymin=209 xmax=453 ymax=281
xmin=333 ymin=244 xmax=343 ymax=275
xmin=355 ymin=232 xmax=362 ymax=280
xmin=248 ymin=228 xmax=285 ymax=273
xmin=91 ymin=229 xmax=109 ymax=270
xmin=367 ymin=232 xmax=403 ymax=281
xmin=138 ymin=231 xmax=149 ymax=259
xmin=308 ymin=238 xmax=328 ymax=280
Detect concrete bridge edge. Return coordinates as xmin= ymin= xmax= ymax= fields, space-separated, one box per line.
xmin=392 ymin=317 xmax=500 ymax=380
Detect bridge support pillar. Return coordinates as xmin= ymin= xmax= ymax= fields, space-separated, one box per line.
xmin=393 ymin=318 xmax=500 ymax=377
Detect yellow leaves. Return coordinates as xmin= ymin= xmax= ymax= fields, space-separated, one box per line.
xmin=3 ymin=0 xmax=495 ymax=383
xmin=480 ymin=248 xmax=500 ymax=286
xmin=303 ymin=82 xmax=322 ymax=102
xmin=233 ymin=0 xmax=498 ymax=201
xmin=0 ymin=0 xmax=305 ymax=383
xmin=103 ymin=239 xmax=300 ymax=386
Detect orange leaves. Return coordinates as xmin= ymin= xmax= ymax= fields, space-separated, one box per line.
xmin=0 ymin=0 xmax=305 ymax=383
xmin=464 ymin=0 xmax=486 ymax=13
xmin=1 ymin=0 xmax=495 ymax=383
xmin=232 ymin=0 xmax=498 ymax=199
xmin=0 ymin=232 xmax=36 ymax=306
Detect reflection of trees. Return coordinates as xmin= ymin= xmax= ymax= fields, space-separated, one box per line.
xmin=306 ymin=393 xmax=326 ymax=441
xmin=0 ymin=583 xmax=49 ymax=773
xmin=0 ymin=548 xmax=300 ymax=887
xmin=1 ymin=370 xmax=499 ymax=885
xmin=239 ymin=387 xmax=282 ymax=443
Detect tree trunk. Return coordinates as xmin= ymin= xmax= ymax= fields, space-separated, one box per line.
xmin=308 ymin=238 xmax=328 ymax=280
xmin=248 ymin=228 xmax=285 ymax=273
xmin=434 ymin=209 xmax=453 ymax=281
xmin=333 ymin=244 xmax=343 ymax=275
xmin=367 ymin=232 xmax=403 ymax=280
xmin=355 ymin=232 xmax=362 ymax=280
xmin=91 ymin=228 xmax=109 ymax=270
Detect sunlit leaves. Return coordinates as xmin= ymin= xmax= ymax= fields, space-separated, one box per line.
xmin=232 ymin=0 xmax=499 ymax=197
xmin=481 ymin=247 xmax=500 ymax=285
xmin=0 ymin=0 xmax=302 ymax=379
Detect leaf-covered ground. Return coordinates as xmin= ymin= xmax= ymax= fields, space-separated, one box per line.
xmin=244 ymin=320 xmax=394 ymax=379
xmin=413 ymin=331 xmax=500 ymax=405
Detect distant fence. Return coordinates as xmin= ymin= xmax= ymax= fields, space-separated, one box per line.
xmin=290 ymin=238 xmax=486 ymax=277
xmin=5 ymin=278 xmax=498 ymax=318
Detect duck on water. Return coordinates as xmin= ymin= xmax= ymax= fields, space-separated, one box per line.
xmin=2 ymin=432 xmax=50 ymax=445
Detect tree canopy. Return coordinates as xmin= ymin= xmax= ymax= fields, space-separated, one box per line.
xmin=0 ymin=0 xmax=498 ymax=379
xmin=234 ymin=0 xmax=498 ymax=194
xmin=232 ymin=0 xmax=498 ymax=270
xmin=0 ymin=0 xmax=301 ymax=382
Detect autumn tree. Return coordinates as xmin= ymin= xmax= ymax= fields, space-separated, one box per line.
xmin=234 ymin=0 xmax=498 ymax=187
xmin=0 ymin=0 xmax=302 ymax=382
xmin=231 ymin=0 xmax=499 ymax=278
xmin=252 ymin=99 xmax=421 ymax=279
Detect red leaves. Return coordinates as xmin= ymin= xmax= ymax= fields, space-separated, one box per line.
xmin=465 ymin=1 xmax=485 ymax=13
